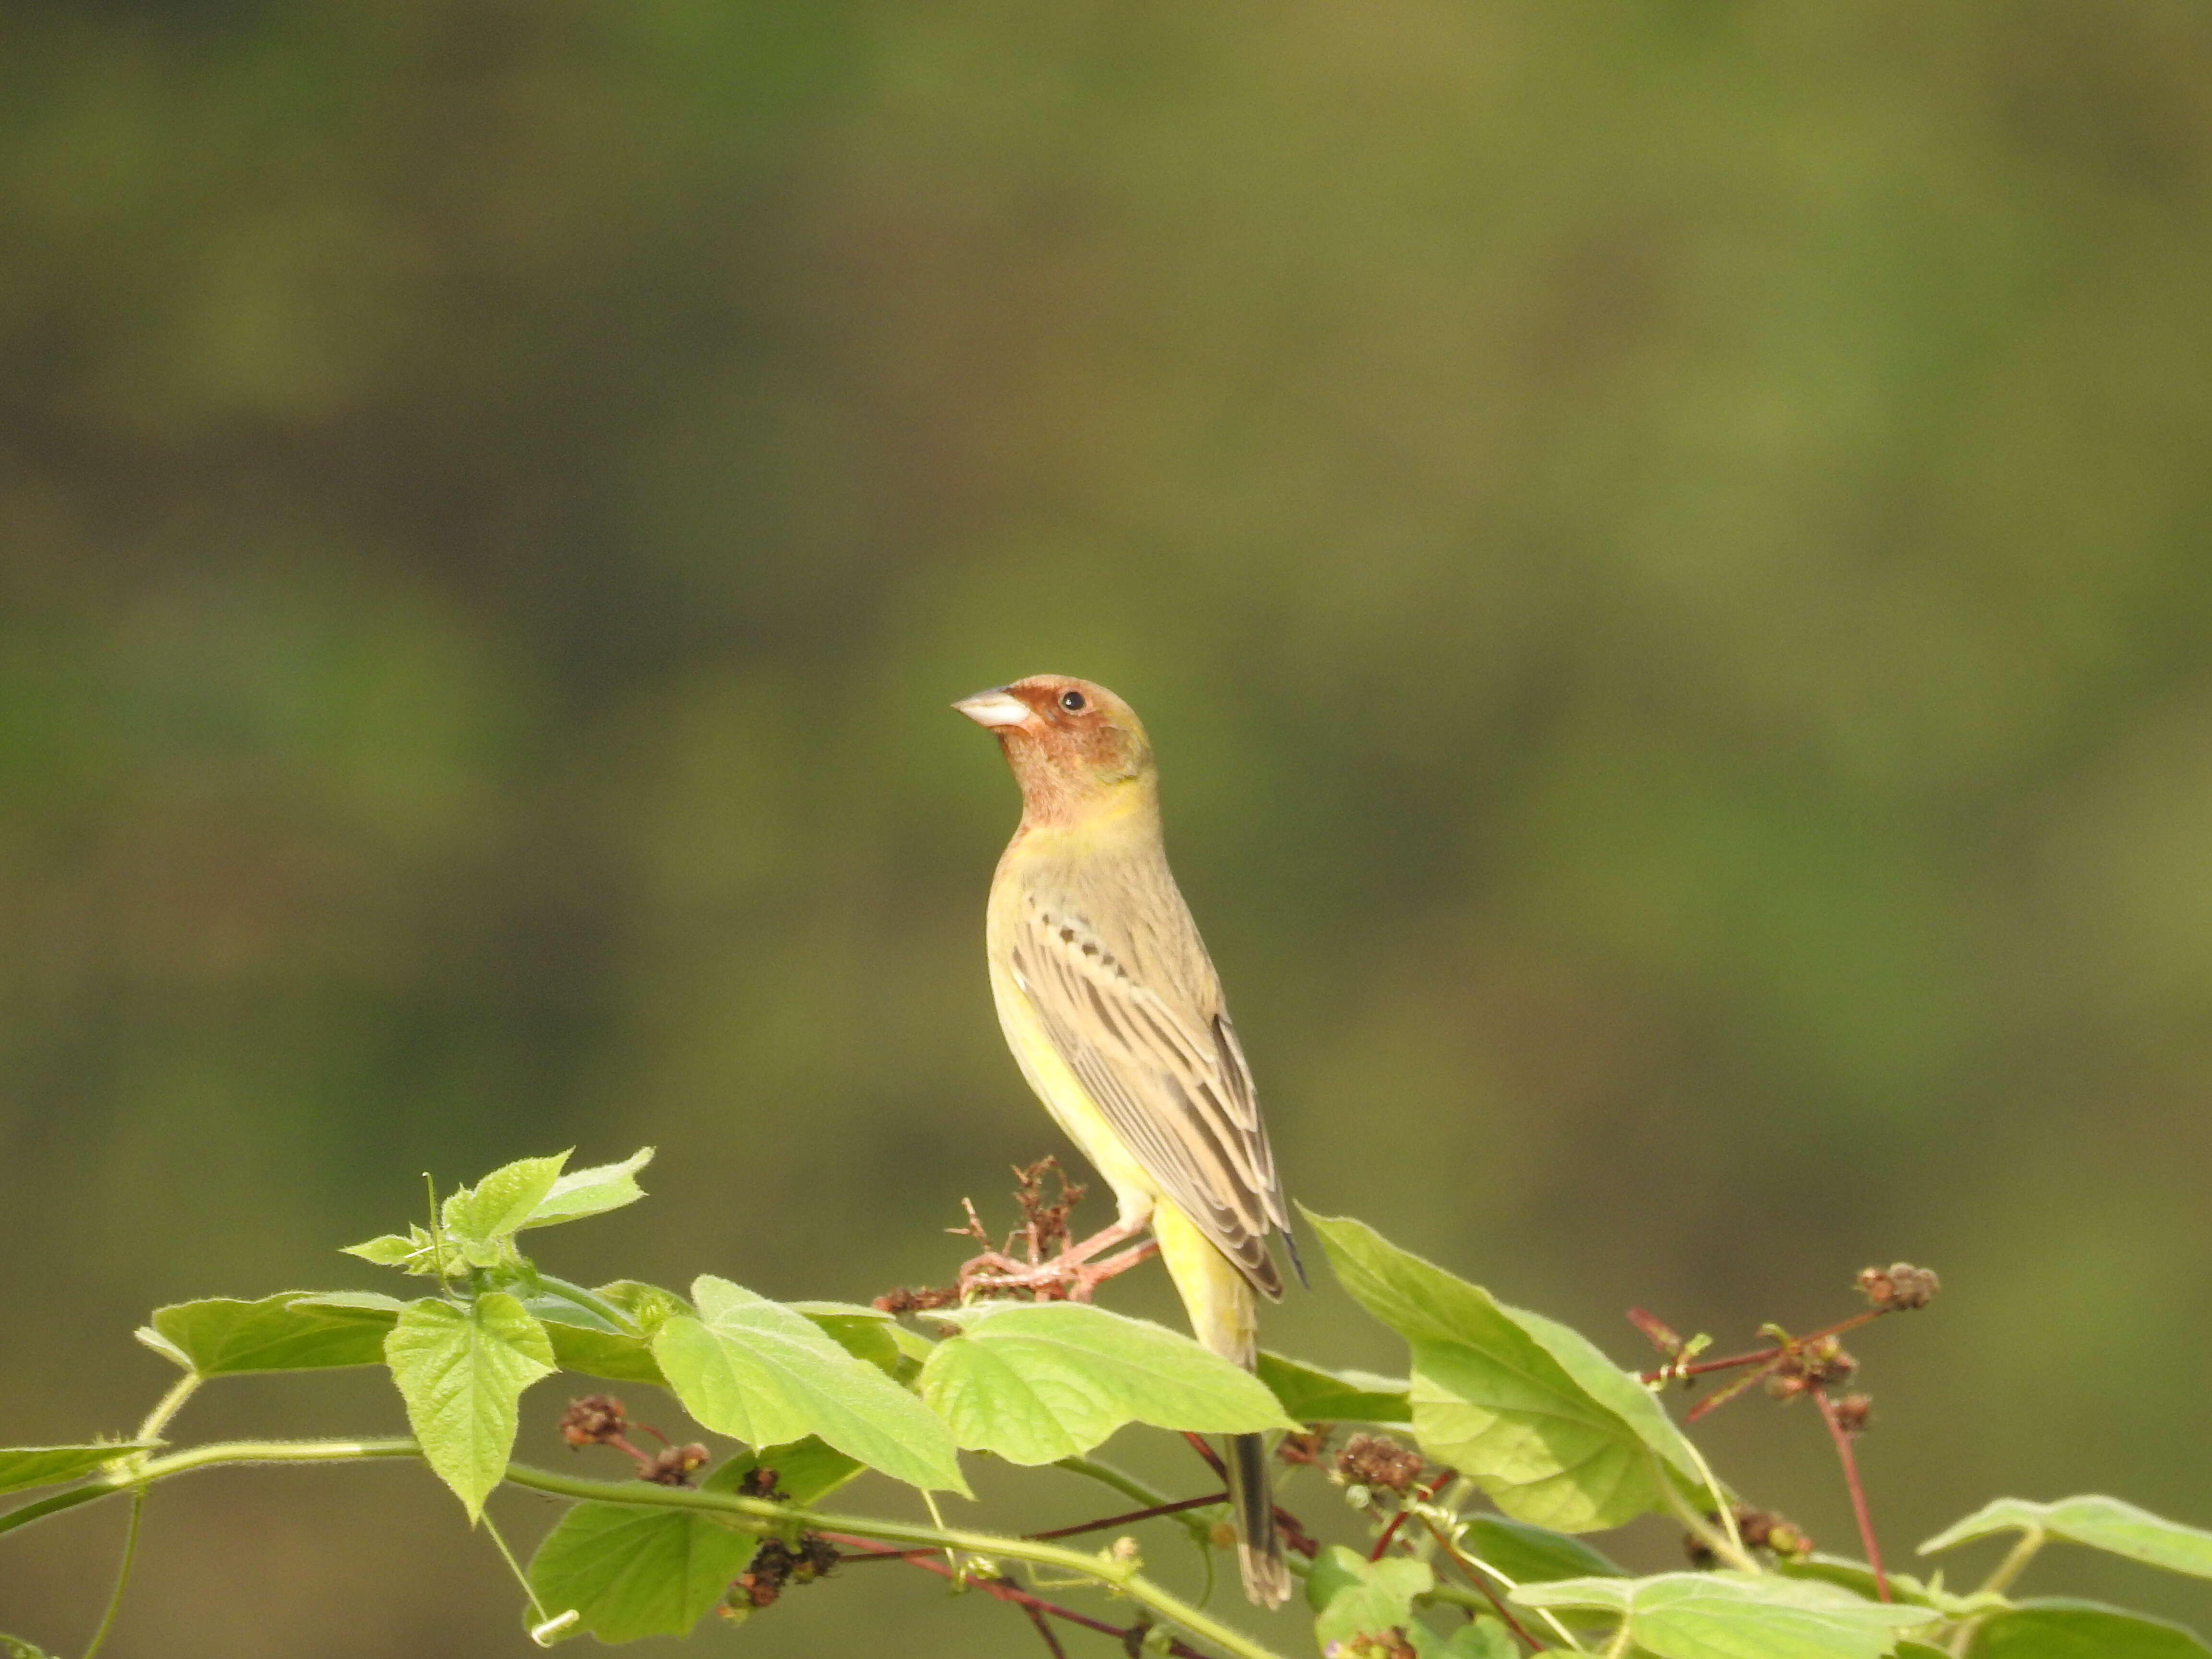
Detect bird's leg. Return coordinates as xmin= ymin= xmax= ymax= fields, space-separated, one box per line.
xmin=1065 ymin=1238 xmax=1160 ymax=1303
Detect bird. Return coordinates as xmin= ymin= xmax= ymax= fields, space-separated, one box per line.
xmin=954 ymin=673 xmax=1297 ymax=1608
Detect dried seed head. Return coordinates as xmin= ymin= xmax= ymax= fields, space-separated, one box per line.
xmin=1831 ymin=1393 xmax=1873 ymax=1436
xmin=1767 ymin=1336 xmax=1857 ymax=1400
xmin=1857 ymin=1263 xmax=1940 ymax=1311
xmin=1333 ymin=1433 xmax=1425 ymax=1495
xmin=559 ymin=1394 xmax=627 ymax=1448
xmin=645 ymin=1442 xmax=710 ymax=1486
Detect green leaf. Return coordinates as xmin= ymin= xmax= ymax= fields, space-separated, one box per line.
xmin=0 ymin=1443 xmax=154 ymax=1496
xmin=1779 ymin=1556 xmax=1939 ymax=1609
xmin=791 ymin=1302 xmax=903 ymax=1375
xmin=523 ymin=1148 xmax=654 ymax=1228
xmin=290 ymin=1291 xmax=412 ymax=1314
xmin=526 ymin=1435 xmax=866 ymax=1647
xmin=1514 ymin=1573 xmax=1941 ymax=1659
xmin=916 ymin=1301 xmax=1297 ymax=1465
xmin=527 ymin=1500 xmax=757 ymax=1644
xmin=385 ymin=1293 xmax=555 ymax=1520
xmin=2 ymin=1635 xmax=58 ymax=1659
xmin=1460 ymin=1514 xmax=1627 ymax=1584
xmin=1922 ymin=1497 xmax=2212 ymax=1581
xmin=145 ymin=1293 xmax=397 ymax=1375
xmin=1257 ymin=1350 xmax=1411 ymax=1423
xmin=652 ymin=1276 xmax=966 ymax=1494
xmin=1416 ymin=1620 xmax=1518 ymax=1659
xmin=1309 ymin=1543 xmax=1434 ymax=1647
xmin=442 ymin=1153 xmax=570 ymax=1254
xmin=1967 ymin=1600 xmax=2212 ymax=1658
xmin=341 ymin=1231 xmax=432 ymax=1267
xmin=700 ymin=1437 xmax=866 ymax=1505
xmin=593 ymin=1280 xmax=689 ymax=1335
xmin=534 ymin=1280 xmax=687 ymax=1385
xmin=545 ymin=1325 xmax=666 ymax=1386
xmin=1306 ymin=1211 xmax=1704 ymax=1532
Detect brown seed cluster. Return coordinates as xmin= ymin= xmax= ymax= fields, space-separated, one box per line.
xmin=1766 ymin=1336 xmax=1857 ymax=1401
xmin=559 ymin=1394 xmax=628 ymax=1448
xmin=728 ymin=1535 xmax=840 ymax=1611
xmin=1830 ymin=1393 xmax=1874 ymax=1436
xmin=1687 ymin=1504 xmax=1813 ymax=1567
xmin=643 ymin=1442 xmax=710 ymax=1485
xmin=1857 ymin=1262 xmax=1940 ymax=1311
xmin=870 ymin=1284 xmax=962 ymax=1314
xmin=1333 ymin=1433 xmax=1425 ymax=1495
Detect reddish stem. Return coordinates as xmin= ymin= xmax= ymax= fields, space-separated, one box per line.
xmin=819 ymin=1535 xmax=1212 ymax=1659
xmin=1636 ymin=1308 xmax=1885 ymax=1388
xmin=1415 ymin=1516 xmax=1547 ymax=1653
xmin=1027 ymin=1491 xmax=1227 ymax=1541
xmin=1182 ymin=1431 xmax=1227 ymax=1476
xmin=1022 ymin=1600 xmax=1072 ymax=1659
xmin=1368 ymin=1506 xmax=1413 ymax=1562
xmin=1813 ymin=1386 xmax=1888 ymax=1602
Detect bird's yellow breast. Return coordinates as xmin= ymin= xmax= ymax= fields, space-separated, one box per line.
xmin=985 ymin=946 xmax=1161 ymax=1227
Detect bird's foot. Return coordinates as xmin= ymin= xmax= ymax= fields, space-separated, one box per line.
xmin=957 ymin=1229 xmax=1159 ymax=1303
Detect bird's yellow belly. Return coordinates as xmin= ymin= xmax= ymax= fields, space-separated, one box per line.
xmin=988 ymin=957 xmax=1159 ymax=1229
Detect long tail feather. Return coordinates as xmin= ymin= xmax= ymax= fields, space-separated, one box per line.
xmin=1225 ymin=1431 xmax=1289 ymax=1607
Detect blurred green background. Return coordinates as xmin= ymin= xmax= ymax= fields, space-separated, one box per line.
xmin=6 ymin=1 xmax=2212 ymax=1653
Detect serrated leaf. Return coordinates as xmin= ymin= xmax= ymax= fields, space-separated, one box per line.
xmin=524 ymin=1148 xmax=654 ymax=1229
xmin=1310 ymin=1544 xmax=1434 ymax=1647
xmin=1257 ymin=1350 xmax=1411 ymax=1423
xmin=1968 ymin=1599 xmax=2212 ymax=1657
xmin=1514 ymin=1573 xmax=1940 ymax=1659
xmin=148 ymin=1293 xmax=397 ymax=1375
xmin=527 ymin=1500 xmax=757 ymax=1644
xmin=342 ymin=1231 xmax=429 ymax=1267
xmin=1307 ymin=1212 xmax=1703 ymax=1532
xmin=1460 ymin=1514 xmax=1626 ymax=1585
xmin=0 ymin=1443 xmax=154 ymax=1496
xmin=916 ymin=1301 xmax=1296 ymax=1465
xmin=1922 ymin=1496 xmax=2212 ymax=1581
xmin=653 ymin=1277 xmax=965 ymax=1494
xmin=442 ymin=1153 xmax=570 ymax=1252
xmin=385 ymin=1293 xmax=554 ymax=1520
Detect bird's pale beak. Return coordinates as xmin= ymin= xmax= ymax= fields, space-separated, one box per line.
xmin=953 ymin=688 xmax=1032 ymax=729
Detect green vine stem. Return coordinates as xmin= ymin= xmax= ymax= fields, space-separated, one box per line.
xmin=0 ymin=1438 xmax=1296 ymax=1659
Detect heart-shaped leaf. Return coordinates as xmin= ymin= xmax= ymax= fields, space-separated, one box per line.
xmin=652 ymin=1277 xmax=965 ymax=1494
xmin=1307 ymin=1212 xmax=1704 ymax=1531
xmin=916 ymin=1300 xmax=1295 ymax=1465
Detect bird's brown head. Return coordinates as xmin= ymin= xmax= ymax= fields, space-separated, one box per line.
xmin=953 ymin=675 xmax=1155 ymax=824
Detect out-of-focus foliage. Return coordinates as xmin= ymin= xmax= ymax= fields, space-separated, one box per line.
xmin=4 ymin=2 xmax=2212 ymax=1653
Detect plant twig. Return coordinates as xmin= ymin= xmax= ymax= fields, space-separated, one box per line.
xmin=825 ymin=1535 xmax=1213 ymax=1659
xmin=2 ymin=1438 xmax=1296 ymax=1659
xmin=1637 ymin=1310 xmax=1886 ymax=1390
xmin=1023 ymin=1599 xmax=1073 ymax=1659
xmin=1813 ymin=1387 xmax=1887 ymax=1601
xmin=1029 ymin=1490 xmax=1227 ymax=1541
xmin=78 ymin=1489 xmax=145 ymax=1659
xmin=1414 ymin=1515 xmax=1564 ymax=1654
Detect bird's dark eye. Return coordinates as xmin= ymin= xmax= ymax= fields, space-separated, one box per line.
xmin=1059 ymin=690 xmax=1087 ymax=712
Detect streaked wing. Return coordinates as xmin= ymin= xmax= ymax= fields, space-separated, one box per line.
xmin=1007 ymin=893 xmax=1286 ymax=1296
